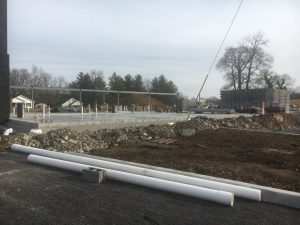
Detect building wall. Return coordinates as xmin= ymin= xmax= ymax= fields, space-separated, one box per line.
xmin=0 ymin=0 xmax=10 ymax=124
xmin=220 ymin=88 xmax=290 ymax=112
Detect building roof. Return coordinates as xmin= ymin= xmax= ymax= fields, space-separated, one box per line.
xmin=12 ymin=95 xmax=33 ymax=104
xmin=62 ymin=98 xmax=82 ymax=107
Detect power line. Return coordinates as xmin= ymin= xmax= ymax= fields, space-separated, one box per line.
xmin=186 ymin=0 xmax=244 ymax=121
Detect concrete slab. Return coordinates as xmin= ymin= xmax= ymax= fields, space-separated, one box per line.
xmin=7 ymin=112 xmax=252 ymax=132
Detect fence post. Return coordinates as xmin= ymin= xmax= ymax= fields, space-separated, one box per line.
xmin=148 ymin=91 xmax=151 ymax=111
xmin=95 ymin=103 xmax=98 ymax=118
xmin=31 ymin=85 xmax=34 ymax=112
xmin=117 ymin=91 xmax=120 ymax=108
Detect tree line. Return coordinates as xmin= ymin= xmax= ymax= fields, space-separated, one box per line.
xmin=216 ymin=31 xmax=295 ymax=91
xmin=10 ymin=65 xmax=178 ymax=106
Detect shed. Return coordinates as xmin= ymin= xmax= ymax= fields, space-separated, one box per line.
xmin=12 ymin=95 xmax=34 ymax=109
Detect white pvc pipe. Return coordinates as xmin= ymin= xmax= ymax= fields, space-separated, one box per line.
xmin=12 ymin=144 xmax=261 ymax=201
xmin=28 ymin=154 xmax=234 ymax=206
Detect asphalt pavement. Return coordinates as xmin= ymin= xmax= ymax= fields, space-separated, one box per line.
xmin=0 ymin=152 xmax=299 ymax=225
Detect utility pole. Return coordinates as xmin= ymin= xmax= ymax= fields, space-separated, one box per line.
xmin=0 ymin=0 xmax=10 ymax=124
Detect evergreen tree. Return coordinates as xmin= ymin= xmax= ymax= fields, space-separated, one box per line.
xmin=108 ymin=72 xmax=126 ymax=91
xmin=124 ymin=74 xmax=135 ymax=91
xmin=151 ymin=75 xmax=178 ymax=105
xmin=133 ymin=74 xmax=145 ymax=92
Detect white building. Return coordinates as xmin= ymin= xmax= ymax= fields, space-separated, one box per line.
xmin=12 ymin=95 xmax=34 ymax=109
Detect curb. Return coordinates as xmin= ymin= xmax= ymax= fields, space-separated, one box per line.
xmin=220 ymin=127 xmax=300 ymax=136
xmin=68 ymin=152 xmax=300 ymax=209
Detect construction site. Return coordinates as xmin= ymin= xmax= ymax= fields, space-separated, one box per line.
xmin=1 ymin=0 xmax=300 ymax=225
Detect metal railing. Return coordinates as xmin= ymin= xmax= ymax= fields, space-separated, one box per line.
xmin=10 ymin=85 xmax=178 ymax=112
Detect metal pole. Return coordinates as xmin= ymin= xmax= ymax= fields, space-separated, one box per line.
xmin=95 ymin=103 xmax=98 ymax=118
xmin=148 ymin=91 xmax=151 ymax=111
xmin=79 ymin=88 xmax=82 ymax=104
xmin=42 ymin=104 xmax=45 ymax=119
xmin=31 ymin=85 xmax=34 ymax=112
xmin=117 ymin=91 xmax=120 ymax=108
xmin=80 ymin=88 xmax=83 ymax=119
xmin=48 ymin=106 xmax=51 ymax=118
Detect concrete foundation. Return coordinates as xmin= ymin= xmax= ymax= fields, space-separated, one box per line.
xmin=6 ymin=112 xmax=251 ymax=132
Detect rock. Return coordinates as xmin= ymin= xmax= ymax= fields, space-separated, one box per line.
xmin=69 ymin=139 xmax=78 ymax=144
xmin=116 ymin=134 xmax=128 ymax=142
xmin=180 ymin=128 xmax=196 ymax=137
xmin=3 ymin=128 xmax=13 ymax=136
xmin=274 ymin=114 xmax=284 ymax=123
xmin=62 ymin=135 xmax=69 ymax=141
xmin=244 ymin=124 xmax=250 ymax=129
xmin=99 ymin=142 xmax=108 ymax=149
xmin=23 ymin=134 xmax=31 ymax=142
xmin=30 ymin=129 xmax=42 ymax=135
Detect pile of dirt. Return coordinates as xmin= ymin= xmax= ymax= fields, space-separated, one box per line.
xmin=120 ymin=94 xmax=170 ymax=108
xmin=0 ymin=113 xmax=299 ymax=153
xmin=175 ymin=113 xmax=298 ymax=133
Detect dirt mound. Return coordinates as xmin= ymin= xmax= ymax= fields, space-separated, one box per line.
xmin=120 ymin=94 xmax=170 ymax=108
xmin=177 ymin=113 xmax=297 ymax=131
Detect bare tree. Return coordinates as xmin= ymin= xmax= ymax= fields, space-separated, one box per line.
xmin=217 ymin=46 xmax=249 ymax=90
xmin=10 ymin=66 xmax=69 ymax=106
xmin=51 ymin=76 xmax=67 ymax=88
xmin=243 ymin=32 xmax=273 ymax=89
xmin=10 ymin=69 xmax=31 ymax=86
xmin=256 ymin=70 xmax=276 ymax=88
xmin=217 ymin=32 xmax=273 ymax=90
xmin=256 ymin=70 xmax=294 ymax=90
xmin=144 ymin=78 xmax=152 ymax=92
xmin=274 ymin=74 xmax=294 ymax=89
xmin=206 ymin=96 xmax=220 ymax=105
xmin=291 ymin=86 xmax=300 ymax=94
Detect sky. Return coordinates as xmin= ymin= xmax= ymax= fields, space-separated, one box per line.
xmin=7 ymin=0 xmax=300 ymax=98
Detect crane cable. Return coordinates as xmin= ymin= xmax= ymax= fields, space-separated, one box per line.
xmin=186 ymin=0 xmax=244 ymax=121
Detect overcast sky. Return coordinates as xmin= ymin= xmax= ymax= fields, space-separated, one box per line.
xmin=7 ymin=0 xmax=300 ymax=97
